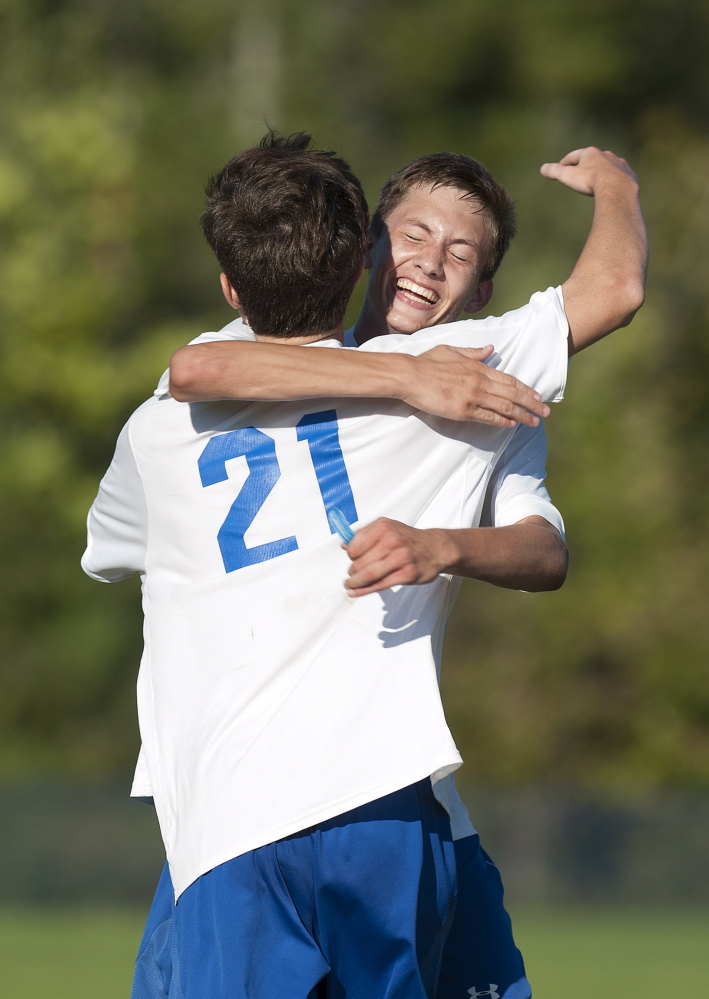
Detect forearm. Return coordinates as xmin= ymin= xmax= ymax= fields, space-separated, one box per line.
xmin=169 ymin=339 xmax=550 ymax=427
xmin=169 ymin=341 xmax=415 ymax=402
xmin=563 ymin=175 xmax=647 ymax=354
xmin=430 ymin=517 xmax=568 ymax=591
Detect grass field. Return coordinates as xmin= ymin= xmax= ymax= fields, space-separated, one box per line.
xmin=1 ymin=905 xmax=707 ymax=998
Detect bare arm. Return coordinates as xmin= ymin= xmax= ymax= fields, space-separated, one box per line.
xmin=344 ymin=515 xmax=568 ymax=596
xmin=170 ymin=340 xmax=550 ymax=427
xmin=542 ymin=147 xmax=648 ymax=355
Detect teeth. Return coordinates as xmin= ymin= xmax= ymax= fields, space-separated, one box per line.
xmin=396 ymin=278 xmax=438 ymax=304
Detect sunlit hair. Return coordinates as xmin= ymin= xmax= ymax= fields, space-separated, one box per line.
xmin=201 ymin=131 xmax=369 ymax=337
xmin=371 ymin=153 xmax=517 ymax=280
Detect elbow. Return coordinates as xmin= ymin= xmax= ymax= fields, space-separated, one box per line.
xmin=617 ymin=276 xmax=645 ymax=328
xmin=525 ymin=539 xmax=569 ymax=592
xmin=531 ymin=564 xmax=567 ymax=593
xmin=546 ymin=559 xmax=569 ymax=591
xmin=547 ymin=541 xmax=569 ymax=591
xmin=169 ymin=346 xmax=200 ymax=401
xmin=608 ymin=273 xmax=646 ymax=330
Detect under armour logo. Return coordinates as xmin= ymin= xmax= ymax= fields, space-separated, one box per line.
xmin=468 ymin=986 xmax=499 ymax=999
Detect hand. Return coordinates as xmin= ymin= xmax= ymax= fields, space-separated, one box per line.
xmin=540 ymin=147 xmax=638 ymax=197
xmin=344 ymin=519 xmax=456 ymax=597
xmin=405 ymin=345 xmax=550 ymax=428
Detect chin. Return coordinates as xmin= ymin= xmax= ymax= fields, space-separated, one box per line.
xmin=388 ymin=319 xmax=421 ymax=336
xmin=387 ymin=308 xmax=434 ymax=336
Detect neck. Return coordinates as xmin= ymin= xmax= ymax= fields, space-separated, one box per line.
xmin=350 ymin=296 xmax=390 ymax=345
xmin=253 ymin=323 xmax=344 ymax=346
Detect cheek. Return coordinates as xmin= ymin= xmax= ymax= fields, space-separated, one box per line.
xmin=448 ymin=266 xmax=477 ymax=303
xmin=388 ymin=239 xmax=418 ymax=269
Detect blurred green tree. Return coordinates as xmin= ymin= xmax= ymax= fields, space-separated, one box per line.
xmin=0 ymin=0 xmax=707 ymax=788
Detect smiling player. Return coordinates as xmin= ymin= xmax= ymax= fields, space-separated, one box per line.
xmin=159 ymin=143 xmax=646 ymax=999
xmin=355 ymin=166 xmax=501 ymax=339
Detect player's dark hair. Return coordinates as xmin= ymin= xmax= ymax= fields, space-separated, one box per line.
xmin=371 ymin=153 xmax=517 ymax=280
xmin=201 ymin=130 xmax=369 ymax=338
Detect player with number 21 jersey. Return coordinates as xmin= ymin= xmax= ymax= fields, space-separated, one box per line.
xmin=82 ymin=287 xmax=567 ymax=901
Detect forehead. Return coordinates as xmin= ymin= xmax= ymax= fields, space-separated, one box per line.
xmin=387 ymin=183 xmax=490 ymax=244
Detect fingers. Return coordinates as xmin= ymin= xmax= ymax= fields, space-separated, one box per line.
xmin=346 ymin=552 xmax=415 ymax=593
xmin=541 ymin=147 xmax=591 ymax=172
xmin=451 ymin=348 xmax=542 ymax=394
xmin=412 ymin=344 xmax=550 ymax=426
xmin=458 ymin=344 xmax=495 ymax=360
xmin=540 ymin=147 xmax=637 ymax=195
xmin=446 ymin=346 xmax=545 ymax=403
xmin=346 ymin=544 xmax=414 ymax=593
xmin=484 ymin=387 xmax=550 ymax=420
xmin=346 ymin=519 xmax=390 ymax=559
xmin=539 ymin=162 xmax=567 ymax=181
xmin=557 ymin=148 xmax=589 ymax=166
xmin=539 ymin=163 xmax=594 ymax=196
xmin=459 ymin=380 xmax=549 ymax=425
xmin=470 ymin=405 xmax=539 ymax=428
xmin=346 ymin=568 xmax=418 ymax=598
xmin=486 ymin=382 xmax=549 ymax=416
xmin=454 ymin=391 xmax=550 ymax=425
xmin=343 ymin=519 xmax=431 ymax=595
xmin=465 ymin=410 xmax=517 ymax=429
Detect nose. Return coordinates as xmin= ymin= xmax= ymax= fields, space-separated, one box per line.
xmin=413 ymin=240 xmax=445 ymax=279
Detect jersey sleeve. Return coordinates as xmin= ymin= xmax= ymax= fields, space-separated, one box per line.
xmin=130 ymin=744 xmax=154 ymax=801
xmin=480 ymin=422 xmax=565 ymax=536
xmin=81 ymin=419 xmax=148 ymax=582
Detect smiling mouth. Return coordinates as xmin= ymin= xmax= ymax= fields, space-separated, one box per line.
xmin=395 ymin=278 xmax=440 ymax=306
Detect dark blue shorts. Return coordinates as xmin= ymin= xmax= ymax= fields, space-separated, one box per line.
xmin=131 ymin=779 xmax=457 ymax=999
xmin=438 ymin=835 xmax=530 ymax=999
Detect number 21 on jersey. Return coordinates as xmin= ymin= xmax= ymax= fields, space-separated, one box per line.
xmin=198 ymin=410 xmax=357 ymax=573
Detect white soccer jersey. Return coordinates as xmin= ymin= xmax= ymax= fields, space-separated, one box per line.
xmin=145 ymin=307 xmax=564 ymax=843
xmin=128 ymin=414 xmax=563 ymax=842
xmin=83 ymin=287 xmax=568 ymax=899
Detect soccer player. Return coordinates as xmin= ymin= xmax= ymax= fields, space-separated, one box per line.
xmin=167 ymin=142 xmax=644 ymax=601
xmin=83 ymin=134 xmax=645 ymax=999
xmin=158 ymin=143 xmax=645 ymax=997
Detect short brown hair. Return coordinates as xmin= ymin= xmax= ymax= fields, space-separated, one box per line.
xmin=371 ymin=153 xmax=517 ymax=280
xmin=201 ymin=131 xmax=369 ymax=338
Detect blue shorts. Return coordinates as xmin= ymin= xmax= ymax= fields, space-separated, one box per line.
xmin=131 ymin=779 xmax=457 ymax=999
xmin=439 ymin=835 xmax=530 ymax=999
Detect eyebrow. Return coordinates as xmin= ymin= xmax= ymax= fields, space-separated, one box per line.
xmin=400 ymin=218 xmax=480 ymax=248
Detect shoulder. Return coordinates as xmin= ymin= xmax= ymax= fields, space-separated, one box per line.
xmin=186 ymin=316 xmax=256 ymax=346
xmin=416 ymin=287 xmax=567 ymax=347
xmin=357 ymin=288 xmax=566 ymax=357
xmin=128 ymin=392 xmax=192 ymax=443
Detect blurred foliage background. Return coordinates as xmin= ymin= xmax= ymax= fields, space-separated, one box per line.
xmin=1 ymin=0 xmax=708 ymax=803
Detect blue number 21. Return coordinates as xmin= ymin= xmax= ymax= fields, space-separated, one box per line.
xmin=198 ymin=410 xmax=357 ymax=573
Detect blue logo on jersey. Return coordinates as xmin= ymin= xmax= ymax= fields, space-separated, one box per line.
xmin=199 ymin=410 xmax=358 ymax=573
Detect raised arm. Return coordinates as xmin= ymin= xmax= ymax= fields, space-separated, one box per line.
xmin=542 ymin=147 xmax=648 ymax=355
xmin=170 ymin=340 xmax=550 ymax=428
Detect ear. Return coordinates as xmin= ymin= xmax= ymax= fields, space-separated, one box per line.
xmin=463 ymin=278 xmax=494 ymax=315
xmin=220 ymin=273 xmax=242 ymax=310
xmin=363 ymin=230 xmax=377 ymax=270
